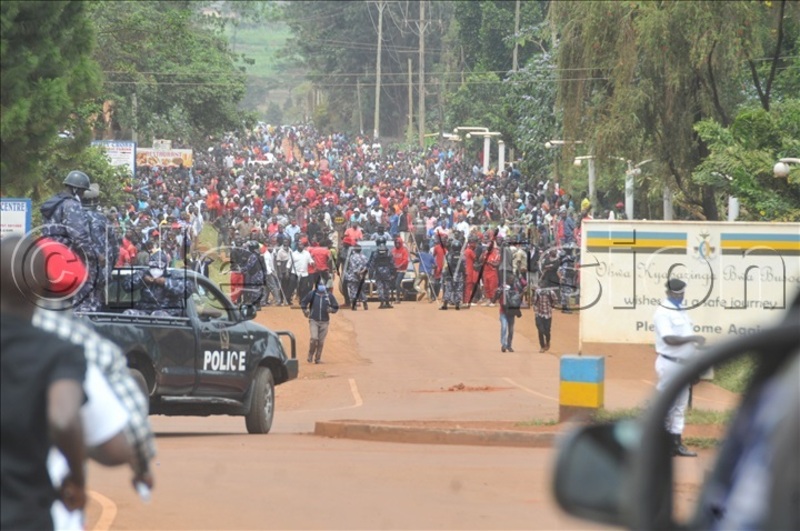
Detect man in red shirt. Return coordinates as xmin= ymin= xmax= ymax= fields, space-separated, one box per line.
xmin=463 ymin=236 xmax=479 ymax=306
xmin=308 ymin=239 xmax=333 ymax=287
xmin=343 ymin=222 xmax=363 ymax=248
xmin=431 ymin=233 xmax=447 ymax=300
xmin=391 ymin=237 xmax=410 ymax=304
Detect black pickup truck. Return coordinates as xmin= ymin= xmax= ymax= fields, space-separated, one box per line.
xmin=83 ymin=267 xmax=298 ymax=434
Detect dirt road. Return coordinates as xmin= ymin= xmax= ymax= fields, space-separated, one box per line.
xmin=85 ymin=297 xmax=736 ymax=530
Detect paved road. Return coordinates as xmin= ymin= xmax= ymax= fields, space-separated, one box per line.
xmin=85 ymin=300 xmax=734 ymax=529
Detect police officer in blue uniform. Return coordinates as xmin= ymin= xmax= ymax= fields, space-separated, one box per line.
xmin=40 ymin=170 xmax=95 ymax=267
xmin=370 ymin=238 xmax=396 ymax=309
xmin=75 ymin=184 xmax=119 ymax=312
xmin=123 ymin=251 xmax=194 ymax=316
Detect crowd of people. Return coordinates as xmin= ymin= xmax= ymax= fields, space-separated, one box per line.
xmin=41 ymin=122 xmax=605 ymax=328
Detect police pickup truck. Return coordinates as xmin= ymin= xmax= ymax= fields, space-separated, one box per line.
xmin=83 ymin=267 xmax=298 ymax=434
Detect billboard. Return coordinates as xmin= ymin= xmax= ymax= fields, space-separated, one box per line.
xmin=579 ymin=220 xmax=800 ymax=345
xmin=136 ymin=148 xmax=193 ymax=168
xmin=92 ymin=140 xmax=136 ymax=178
xmin=0 ymin=198 xmax=32 ymax=236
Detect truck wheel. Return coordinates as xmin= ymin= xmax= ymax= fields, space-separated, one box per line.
xmin=246 ymin=367 xmax=275 ymax=434
xmin=129 ymin=368 xmax=149 ymax=397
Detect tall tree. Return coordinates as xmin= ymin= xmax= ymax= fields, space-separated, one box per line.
xmin=551 ymin=0 xmax=798 ymax=220
xmin=89 ymin=1 xmax=248 ymax=145
xmin=283 ymin=0 xmax=452 ymax=137
xmin=1 ymin=0 xmax=102 ymax=189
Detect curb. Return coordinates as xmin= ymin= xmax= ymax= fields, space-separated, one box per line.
xmin=314 ymin=421 xmax=557 ymax=448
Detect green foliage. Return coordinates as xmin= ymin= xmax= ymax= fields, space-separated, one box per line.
xmin=89 ymin=1 xmax=248 ymax=145
xmin=25 ymin=141 xmax=129 ymax=224
xmin=505 ymin=49 xmax=560 ymax=179
xmin=283 ymin=0 xmax=453 ymax=137
xmin=693 ymin=99 xmax=800 ymax=221
xmin=1 ymin=0 xmax=102 ymax=191
xmin=551 ymin=0 xmax=799 ymax=220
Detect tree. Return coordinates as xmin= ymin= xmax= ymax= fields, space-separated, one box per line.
xmin=694 ymin=99 xmax=800 ymax=221
xmin=283 ymin=1 xmax=452 ymax=137
xmin=89 ymin=1 xmax=247 ymax=145
xmin=551 ymin=1 xmax=799 ymax=220
xmin=1 ymin=0 xmax=102 ymax=191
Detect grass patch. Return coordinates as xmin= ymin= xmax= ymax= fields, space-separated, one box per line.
xmin=713 ymin=354 xmax=756 ymax=393
xmin=685 ymin=408 xmax=733 ymax=425
xmin=684 ymin=436 xmax=720 ymax=449
xmin=514 ymin=418 xmax=559 ymax=427
xmin=592 ymin=407 xmax=732 ymax=425
xmin=592 ymin=407 xmax=643 ymax=422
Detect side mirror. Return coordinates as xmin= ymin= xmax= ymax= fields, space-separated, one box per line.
xmin=239 ymin=303 xmax=257 ymax=321
xmin=553 ymin=420 xmax=640 ymax=527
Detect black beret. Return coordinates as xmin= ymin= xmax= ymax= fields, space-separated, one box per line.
xmin=666 ymin=278 xmax=687 ymax=293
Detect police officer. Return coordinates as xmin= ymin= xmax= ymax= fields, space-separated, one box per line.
xmin=123 ymin=251 xmax=194 ymax=316
xmin=345 ymin=244 xmax=369 ymax=310
xmin=653 ymin=278 xmax=706 ymax=457
xmin=440 ymin=237 xmax=465 ymax=310
xmin=242 ymin=240 xmax=266 ymax=308
xmin=40 ymin=170 xmax=95 ymax=273
xmin=75 ymin=184 xmax=119 ymax=312
xmin=371 ymin=239 xmax=396 ymax=309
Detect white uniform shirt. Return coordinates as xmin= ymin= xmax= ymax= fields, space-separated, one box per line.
xmin=653 ymin=298 xmax=696 ymax=360
xmin=49 ymin=365 xmax=130 ymax=530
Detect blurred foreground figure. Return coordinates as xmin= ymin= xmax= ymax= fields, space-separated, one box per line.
xmin=1 ymin=235 xmax=87 ymax=530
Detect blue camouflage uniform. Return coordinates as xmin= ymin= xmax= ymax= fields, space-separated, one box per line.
xmin=345 ymin=250 xmax=369 ymax=303
xmin=40 ymin=192 xmax=95 ymax=260
xmin=75 ymin=208 xmax=118 ymax=312
xmin=370 ymin=246 xmax=396 ymax=305
xmin=241 ymin=242 xmax=266 ymax=307
xmin=443 ymin=240 xmax=465 ymax=307
xmin=123 ymin=252 xmax=194 ymax=316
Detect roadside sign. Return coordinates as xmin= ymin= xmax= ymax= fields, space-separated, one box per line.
xmin=92 ymin=140 xmax=137 ymax=179
xmin=0 ymin=198 xmax=32 ymax=236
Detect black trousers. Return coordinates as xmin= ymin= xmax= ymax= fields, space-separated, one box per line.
xmin=535 ymin=315 xmax=552 ymax=348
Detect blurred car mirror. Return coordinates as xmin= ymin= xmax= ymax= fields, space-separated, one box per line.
xmin=553 ymin=420 xmax=640 ymax=527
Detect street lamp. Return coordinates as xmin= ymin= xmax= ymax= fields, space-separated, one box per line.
xmin=466 ymin=131 xmax=502 ymax=174
xmin=625 ymin=159 xmax=652 ymax=221
xmin=545 ymin=139 xmax=583 ymax=149
xmin=454 ymin=126 xmax=489 ymax=134
xmin=774 ymin=158 xmax=800 ymax=178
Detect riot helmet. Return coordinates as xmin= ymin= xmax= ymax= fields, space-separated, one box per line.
xmin=63 ymin=170 xmax=91 ymax=190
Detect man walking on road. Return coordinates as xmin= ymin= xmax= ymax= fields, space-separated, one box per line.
xmin=533 ymin=287 xmax=559 ymax=352
xmin=301 ymin=282 xmax=339 ymax=364
xmin=653 ymin=278 xmax=706 ymax=457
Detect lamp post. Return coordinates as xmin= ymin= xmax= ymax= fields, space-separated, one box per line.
xmin=466 ymin=131 xmax=502 ymax=174
xmin=774 ymin=158 xmax=800 ymax=178
xmin=625 ymin=159 xmax=652 ymax=221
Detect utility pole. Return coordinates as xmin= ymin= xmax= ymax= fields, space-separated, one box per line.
xmin=131 ymin=88 xmax=138 ymax=144
xmin=373 ymin=0 xmax=386 ymax=140
xmin=418 ymin=0 xmax=426 ymax=148
xmin=512 ymin=0 xmax=520 ymax=72
xmin=357 ymin=78 xmax=364 ymax=135
xmin=510 ymin=0 xmax=520 ymax=164
xmin=407 ymin=58 xmax=413 ymax=139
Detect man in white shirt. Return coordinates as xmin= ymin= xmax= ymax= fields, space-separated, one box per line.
xmin=262 ymin=245 xmax=281 ymax=306
xmin=291 ymin=242 xmax=315 ymax=303
xmin=653 ymin=278 xmax=706 ymax=457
